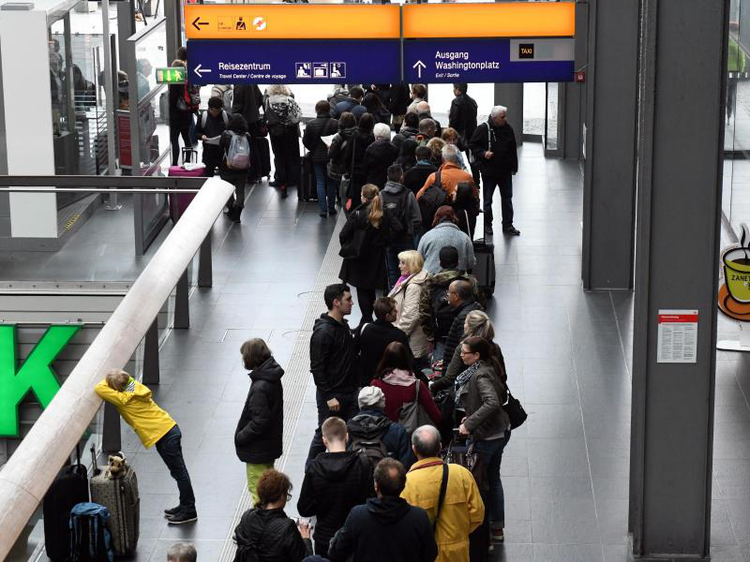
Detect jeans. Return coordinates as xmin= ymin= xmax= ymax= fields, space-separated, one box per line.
xmin=481 ymin=172 xmax=514 ymax=229
xmin=314 ymin=162 xmax=338 ymax=213
xmin=155 ymin=425 xmax=196 ymax=511
xmin=385 ymin=239 xmax=415 ymax=290
xmin=474 ymin=432 xmax=510 ymax=526
xmin=307 ymin=388 xmax=360 ymax=467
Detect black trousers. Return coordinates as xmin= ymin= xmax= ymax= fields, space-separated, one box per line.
xmin=481 ymin=172 xmax=514 ymax=229
xmin=270 ymin=129 xmax=301 ymax=187
xmin=202 ymin=146 xmax=222 ymax=177
xmin=356 ymin=287 xmax=377 ymax=325
xmin=307 ymin=389 xmax=359 ymax=467
xmin=170 ymin=124 xmax=191 ymax=166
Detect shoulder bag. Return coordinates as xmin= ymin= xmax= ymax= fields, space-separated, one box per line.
xmin=397 ymin=380 xmax=432 ymax=434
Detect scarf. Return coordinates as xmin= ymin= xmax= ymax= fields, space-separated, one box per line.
xmin=454 ymin=361 xmax=482 ymax=406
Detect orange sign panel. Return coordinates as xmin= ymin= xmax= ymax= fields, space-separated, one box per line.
xmin=402 ymin=3 xmax=576 ymax=39
xmin=185 ymin=4 xmax=401 ymax=40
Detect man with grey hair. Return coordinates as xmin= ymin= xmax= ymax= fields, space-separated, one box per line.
xmin=416 ymin=143 xmax=479 ymax=203
xmin=417 ymin=117 xmax=437 ymax=143
xmin=364 ymin=122 xmax=399 ymax=188
xmin=401 ymin=425 xmax=485 ymax=559
xmin=167 ymin=543 xmax=197 ymax=562
xmin=469 ymin=104 xmax=519 ymax=236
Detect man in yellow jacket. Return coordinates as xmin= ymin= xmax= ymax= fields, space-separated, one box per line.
xmin=401 ymin=425 xmax=484 ymax=562
xmin=95 ymin=369 xmax=197 ymax=524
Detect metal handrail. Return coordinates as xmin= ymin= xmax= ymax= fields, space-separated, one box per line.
xmin=0 ymin=177 xmax=235 ymax=560
xmin=0 ymin=175 xmax=204 ymax=188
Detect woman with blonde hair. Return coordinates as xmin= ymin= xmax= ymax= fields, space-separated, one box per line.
xmin=430 ymin=309 xmax=507 ymax=394
xmin=388 ymin=249 xmax=431 ymax=367
xmin=338 ymin=184 xmax=390 ymax=324
xmin=426 ymin=137 xmax=446 ymax=168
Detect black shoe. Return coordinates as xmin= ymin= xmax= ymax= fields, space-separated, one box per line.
xmin=232 ymin=207 xmax=242 ymax=223
xmin=167 ymin=509 xmax=198 ymax=525
xmin=164 ymin=505 xmax=181 ymax=517
xmin=319 ymin=211 xmax=327 ymax=218
xmin=269 ymin=180 xmax=281 ymax=188
xmin=328 ymin=208 xmax=337 ymax=216
xmin=280 ymin=185 xmax=288 ymax=199
xmin=503 ymin=226 xmax=521 ymax=236
xmin=484 ymin=224 xmax=493 ymax=235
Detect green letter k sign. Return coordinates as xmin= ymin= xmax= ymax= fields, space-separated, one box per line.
xmin=0 ymin=324 xmax=81 ymax=437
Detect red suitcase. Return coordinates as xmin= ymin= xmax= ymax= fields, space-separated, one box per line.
xmin=169 ymin=148 xmax=204 ymax=222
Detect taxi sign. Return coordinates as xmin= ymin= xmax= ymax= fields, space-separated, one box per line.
xmin=155 ymin=67 xmax=186 ymax=84
xmin=184 ymin=4 xmax=401 ymax=40
xmin=402 ymin=3 xmax=576 ymax=39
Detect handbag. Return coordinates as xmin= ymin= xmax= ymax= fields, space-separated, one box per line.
xmin=504 ymin=387 xmax=527 ymax=429
xmin=339 ymin=212 xmax=368 ymax=259
xmin=397 ymin=380 xmax=432 ymax=434
xmin=443 ymin=437 xmax=487 ymax=493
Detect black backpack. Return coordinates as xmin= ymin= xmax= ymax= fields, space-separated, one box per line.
xmin=418 ymin=170 xmax=449 ymax=231
xmin=383 ymin=188 xmax=411 ymax=238
xmin=347 ymin=414 xmax=391 ymax=469
xmin=431 ymin=281 xmax=459 ymax=340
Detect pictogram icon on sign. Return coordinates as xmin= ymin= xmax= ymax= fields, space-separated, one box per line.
xmin=253 ymin=17 xmax=267 ymax=31
xmin=236 ymin=17 xmax=247 ymax=31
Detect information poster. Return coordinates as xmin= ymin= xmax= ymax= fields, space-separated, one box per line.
xmin=657 ymin=310 xmax=698 ymax=364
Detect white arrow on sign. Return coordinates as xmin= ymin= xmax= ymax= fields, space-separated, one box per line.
xmin=413 ymin=60 xmax=426 ymax=78
xmin=194 ymin=64 xmax=212 ymax=77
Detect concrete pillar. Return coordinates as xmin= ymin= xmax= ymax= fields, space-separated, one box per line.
xmin=580 ymin=0 xmax=639 ymax=289
xmin=628 ymin=0 xmax=727 ymax=558
xmin=0 ymin=9 xmax=57 ymax=240
xmin=494 ymin=83 xmax=523 ymax=147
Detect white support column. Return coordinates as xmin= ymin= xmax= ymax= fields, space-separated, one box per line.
xmin=0 ymin=10 xmax=57 ymax=238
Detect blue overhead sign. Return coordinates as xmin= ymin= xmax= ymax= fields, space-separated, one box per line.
xmin=187 ymin=40 xmax=401 ymax=85
xmin=403 ymin=38 xmax=574 ymax=83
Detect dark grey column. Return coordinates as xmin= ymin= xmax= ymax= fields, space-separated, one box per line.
xmin=581 ymin=0 xmax=639 ymax=289
xmin=562 ymin=0 xmax=589 ymax=160
xmin=165 ymin=0 xmax=182 ymax=61
xmin=493 ymin=84 xmax=523 ymax=147
xmin=142 ymin=319 xmax=160 ymax=385
xmin=116 ymin=1 xmax=136 ymax=70
xmin=174 ymin=269 xmax=190 ymax=329
xmin=198 ymin=234 xmax=212 ymax=288
xmin=629 ymin=0 xmax=728 ymax=558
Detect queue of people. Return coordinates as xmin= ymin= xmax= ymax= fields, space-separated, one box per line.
xmin=94 ymin=78 xmax=521 ymax=562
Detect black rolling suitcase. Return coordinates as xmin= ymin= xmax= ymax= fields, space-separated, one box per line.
xmin=43 ymin=447 xmax=90 ymax=561
xmin=465 ymin=211 xmax=496 ymax=299
xmin=298 ymin=153 xmax=318 ymax=201
xmin=251 ymin=136 xmax=272 ymax=181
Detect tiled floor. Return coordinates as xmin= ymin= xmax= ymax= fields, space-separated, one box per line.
xmin=13 ymin=142 xmax=750 ymax=561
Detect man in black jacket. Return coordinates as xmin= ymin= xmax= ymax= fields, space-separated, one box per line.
xmin=298 ymin=417 xmax=372 ymax=558
xmin=404 ymin=146 xmax=437 ymax=196
xmin=393 ymin=112 xmax=420 ymax=152
xmin=308 ymin=284 xmax=360 ymax=465
xmin=364 ymin=123 xmax=399 ymax=188
xmin=360 ymin=297 xmax=410 ymax=384
xmin=327 ymin=458 xmax=438 ymax=562
xmin=449 ymin=83 xmax=479 ymax=185
xmin=303 ymin=100 xmax=339 ymax=217
xmin=195 ymin=96 xmax=228 ymax=177
xmin=469 ymin=105 xmax=519 ymax=236
xmin=332 ymin=86 xmax=366 ymax=120
xmin=232 ymin=84 xmax=264 ymax=135
xmin=441 ymin=279 xmax=483 ymax=376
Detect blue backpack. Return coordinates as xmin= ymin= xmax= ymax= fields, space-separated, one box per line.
xmin=69 ymin=502 xmax=114 ymax=562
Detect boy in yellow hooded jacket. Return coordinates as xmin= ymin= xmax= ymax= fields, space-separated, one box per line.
xmin=95 ymin=369 xmax=197 ymax=524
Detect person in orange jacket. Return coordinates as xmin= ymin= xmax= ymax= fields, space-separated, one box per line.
xmin=95 ymin=369 xmax=197 ymax=524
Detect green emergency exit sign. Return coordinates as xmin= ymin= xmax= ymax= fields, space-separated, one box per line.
xmin=0 ymin=324 xmax=81 ymax=437
xmin=156 ymin=67 xmax=186 ymax=84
